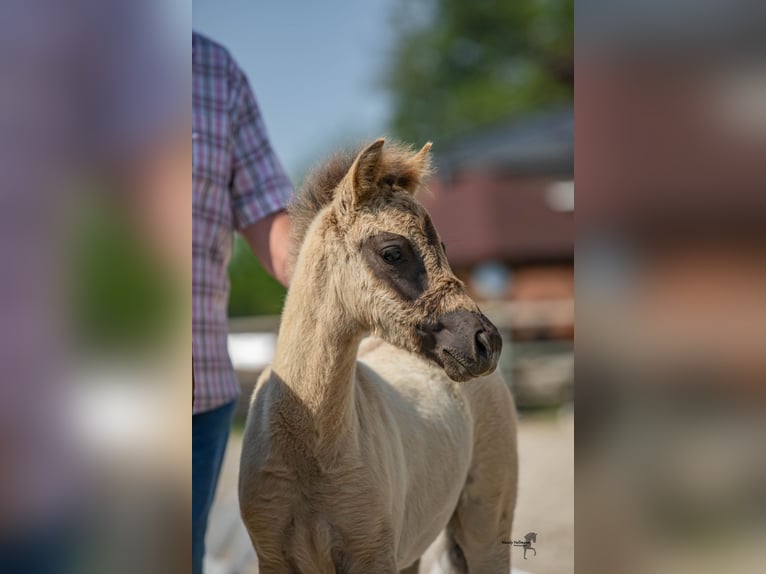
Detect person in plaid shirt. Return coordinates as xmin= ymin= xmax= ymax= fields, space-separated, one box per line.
xmin=192 ymin=31 xmax=292 ymax=573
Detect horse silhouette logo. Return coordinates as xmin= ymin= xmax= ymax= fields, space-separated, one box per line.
xmin=512 ymin=531 xmax=537 ymax=560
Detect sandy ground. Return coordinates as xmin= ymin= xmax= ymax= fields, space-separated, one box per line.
xmin=205 ymin=407 xmax=573 ymax=574
xmin=510 ymin=407 xmax=574 ymax=574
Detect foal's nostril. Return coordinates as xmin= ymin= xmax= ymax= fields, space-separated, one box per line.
xmin=475 ymin=329 xmax=491 ymax=361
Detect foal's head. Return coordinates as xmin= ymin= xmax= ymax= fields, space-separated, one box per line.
xmin=291 ymin=139 xmax=501 ymax=381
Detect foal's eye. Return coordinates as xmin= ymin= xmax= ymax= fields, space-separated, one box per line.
xmin=380 ymin=246 xmax=403 ymax=263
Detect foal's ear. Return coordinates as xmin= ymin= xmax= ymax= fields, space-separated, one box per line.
xmin=387 ymin=141 xmax=433 ymax=196
xmin=339 ymin=138 xmax=386 ymax=210
xmin=407 ymin=141 xmax=433 ymax=195
xmin=338 ymin=139 xmax=433 ymax=211
xmin=353 ymin=138 xmax=385 ymax=191
xmin=414 ymin=141 xmax=432 ymax=169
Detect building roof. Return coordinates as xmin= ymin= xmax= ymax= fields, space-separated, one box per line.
xmin=435 ymin=107 xmax=574 ymax=177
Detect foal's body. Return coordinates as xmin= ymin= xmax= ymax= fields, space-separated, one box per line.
xmin=240 ymin=140 xmax=517 ymax=573
xmin=242 ymin=342 xmax=516 ymax=573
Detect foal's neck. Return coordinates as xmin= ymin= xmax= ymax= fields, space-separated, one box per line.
xmin=271 ymin=234 xmax=363 ymax=443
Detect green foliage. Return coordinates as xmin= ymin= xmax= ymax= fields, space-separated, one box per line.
xmin=386 ymin=0 xmax=573 ymax=143
xmin=72 ymin=198 xmax=178 ymax=351
xmin=227 ymin=235 xmax=287 ymax=317
xmin=75 ymin=204 xmax=285 ymax=348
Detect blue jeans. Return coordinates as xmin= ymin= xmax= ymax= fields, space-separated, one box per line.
xmin=192 ymin=400 xmax=236 ymax=574
xmin=0 ymin=522 xmax=78 ymax=574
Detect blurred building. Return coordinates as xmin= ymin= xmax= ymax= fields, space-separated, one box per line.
xmin=423 ymin=107 xmax=573 ymax=337
xmin=422 ymin=107 xmax=574 ymax=406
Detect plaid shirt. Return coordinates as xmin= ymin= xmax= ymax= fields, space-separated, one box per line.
xmin=192 ymin=32 xmax=292 ymax=414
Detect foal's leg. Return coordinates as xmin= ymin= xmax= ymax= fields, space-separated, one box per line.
xmin=444 ymin=469 xmax=516 ymax=573
xmin=445 ymin=378 xmax=518 ymax=573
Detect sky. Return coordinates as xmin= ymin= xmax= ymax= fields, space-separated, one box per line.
xmin=193 ymin=0 xmax=398 ymax=183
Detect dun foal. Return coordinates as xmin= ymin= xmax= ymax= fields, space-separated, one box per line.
xmin=239 ymin=140 xmax=517 ymax=573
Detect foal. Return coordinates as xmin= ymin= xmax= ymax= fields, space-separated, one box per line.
xmin=239 ymin=139 xmax=517 ymax=573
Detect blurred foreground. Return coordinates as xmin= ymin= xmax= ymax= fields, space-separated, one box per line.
xmin=577 ymin=1 xmax=766 ymax=572
xmin=0 ymin=1 xmax=190 ymax=571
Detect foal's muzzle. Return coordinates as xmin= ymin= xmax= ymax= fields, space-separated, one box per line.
xmin=418 ymin=310 xmax=502 ymax=382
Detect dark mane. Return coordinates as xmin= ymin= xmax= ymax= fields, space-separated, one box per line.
xmin=288 ymin=141 xmax=431 ymax=262
xmin=288 ymin=149 xmax=357 ymax=261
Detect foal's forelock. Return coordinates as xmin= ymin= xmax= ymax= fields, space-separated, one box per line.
xmin=288 ymin=140 xmax=432 ymax=267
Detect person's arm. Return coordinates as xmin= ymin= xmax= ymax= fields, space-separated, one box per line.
xmin=240 ymin=209 xmax=291 ymax=287
xmin=227 ymin=57 xmax=294 ymax=285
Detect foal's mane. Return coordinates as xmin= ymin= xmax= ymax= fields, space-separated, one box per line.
xmin=288 ymin=141 xmax=429 ymax=261
xmin=288 ymin=149 xmax=355 ymax=259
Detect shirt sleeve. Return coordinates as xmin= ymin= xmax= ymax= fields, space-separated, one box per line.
xmin=227 ymin=62 xmax=293 ymax=230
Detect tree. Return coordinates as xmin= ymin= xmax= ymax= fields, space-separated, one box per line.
xmin=385 ymin=0 xmax=573 ymax=144
xmin=227 ymin=235 xmax=287 ymax=317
